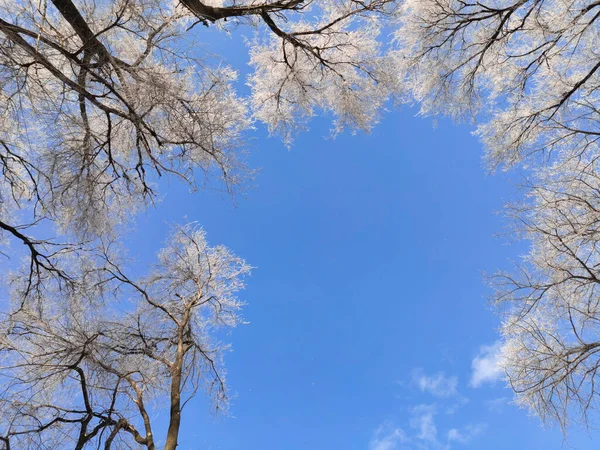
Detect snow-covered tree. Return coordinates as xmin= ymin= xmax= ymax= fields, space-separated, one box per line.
xmin=394 ymin=0 xmax=600 ymax=429
xmin=0 ymin=0 xmax=399 ymax=285
xmin=492 ymin=158 xmax=600 ymax=431
xmin=394 ymin=0 xmax=600 ymax=169
xmin=0 ymin=1 xmax=401 ymax=447
xmin=8 ymin=0 xmax=600 ymax=438
xmin=0 ymin=225 xmax=250 ymax=449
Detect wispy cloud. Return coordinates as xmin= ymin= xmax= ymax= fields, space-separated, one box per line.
xmin=410 ymin=370 xmax=468 ymax=414
xmin=369 ymin=423 xmax=408 ymax=450
xmin=470 ymin=341 xmax=503 ymax=388
xmin=370 ymin=405 xmax=486 ymax=450
xmin=410 ymin=404 xmax=438 ymax=443
xmin=412 ymin=371 xmax=459 ymax=398
xmin=372 ymin=363 xmax=492 ymax=450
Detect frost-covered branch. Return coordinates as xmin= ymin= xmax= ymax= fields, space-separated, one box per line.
xmin=395 ymin=0 xmax=600 ymax=430
xmin=492 ymin=157 xmax=600 ymax=430
xmin=395 ymin=0 xmax=600 ymax=168
xmin=0 ymin=225 xmax=250 ymax=449
xmin=0 ymin=0 xmax=400 ymax=286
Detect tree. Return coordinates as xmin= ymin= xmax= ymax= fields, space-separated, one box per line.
xmin=394 ymin=0 xmax=600 ymax=429
xmin=9 ymin=0 xmax=600 ymax=441
xmin=0 ymin=0 xmax=398 ymax=286
xmin=0 ymin=1 xmax=400 ymax=448
xmin=493 ymin=157 xmax=600 ymax=431
xmin=395 ymin=0 xmax=600 ymax=168
xmin=0 ymin=225 xmax=250 ymax=450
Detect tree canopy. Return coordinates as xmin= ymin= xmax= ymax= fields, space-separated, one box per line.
xmin=0 ymin=0 xmax=399 ymax=447
xmin=3 ymin=0 xmax=600 ymax=446
xmin=394 ymin=0 xmax=600 ymax=430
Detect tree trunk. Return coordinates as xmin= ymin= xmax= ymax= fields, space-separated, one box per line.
xmin=164 ymin=337 xmax=184 ymax=450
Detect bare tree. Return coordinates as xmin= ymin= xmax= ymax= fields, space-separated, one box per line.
xmin=0 ymin=225 xmax=250 ymax=450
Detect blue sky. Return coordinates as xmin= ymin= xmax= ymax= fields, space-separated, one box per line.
xmin=127 ymin=94 xmax=598 ymax=449
xmin=1 ymin=10 xmax=598 ymax=450
xmin=0 ymin=24 xmax=587 ymax=450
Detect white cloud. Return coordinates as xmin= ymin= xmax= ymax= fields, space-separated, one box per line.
xmin=371 ymin=411 xmax=486 ymax=450
xmin=447 ymin=429 xmax=463 ymax=443
xmin=410 ymin=404 xmax=438 ymax=443
xmin=470 ymin=341 xmax=504 ymax=388
xmin=371 ymin=364 xmax=491 ymax=450
xmin=412 ymin=371 xmax=459 ymax=398
xmin=369 ymin=423 xmax=408 ymax=450
xmin=410 ymin=370 xmax=468 ymax=415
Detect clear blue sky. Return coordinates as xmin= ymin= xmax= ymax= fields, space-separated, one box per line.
xmin=125 ymin=30 xmax=596 ymax=450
